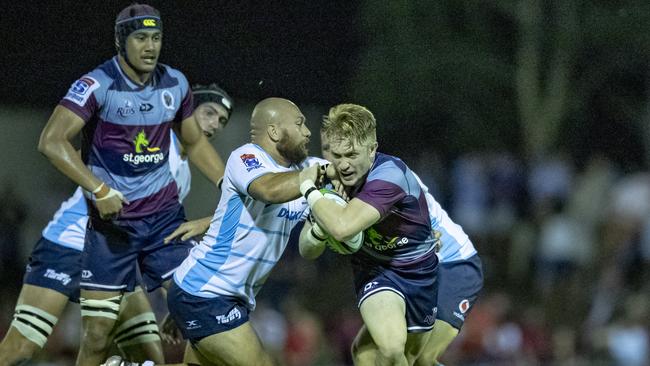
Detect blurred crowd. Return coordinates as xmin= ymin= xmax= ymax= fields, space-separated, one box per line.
xmin=1 ymin=148 xmax=649 ymax=365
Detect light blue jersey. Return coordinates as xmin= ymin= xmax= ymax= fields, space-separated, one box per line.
xmin=41 ymin=131 xmax=190 ymax=252
xmin=174 ymin=143 xmax=325 ymax=309
xmin=414 ymin=174 xmax=477 ymax=262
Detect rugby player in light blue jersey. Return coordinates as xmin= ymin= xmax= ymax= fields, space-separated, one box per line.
xmin=413 ymin=175 xmax=483 ymax=366
xmin=103 ymin=98 xmax=324 ymax=366
xmin=37 ymin=4 xmax=226 ymax=363
xmin=0 ymin=84 xmax=233 ymax=365
xmin=299 ymin=104 xmax=439 ymax=366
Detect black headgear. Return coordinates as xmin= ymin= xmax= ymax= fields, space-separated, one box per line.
xmin=115 ymin=3 xmax=162 ymax=56
xmin=192 ymin=84 xmax=234 ymax=114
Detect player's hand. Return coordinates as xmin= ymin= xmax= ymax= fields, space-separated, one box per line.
xmin=299 ymin=164 xmax=319 ymax=185
xmin=164 ymin=216 xmax=211 ymax=243
xmin=160 ymin=313 xmax=183 ymax=345
xmin=330 ymin=178 xmax=350 ymax=201
xmin=94 ymin=185 xmax=128 ymax=220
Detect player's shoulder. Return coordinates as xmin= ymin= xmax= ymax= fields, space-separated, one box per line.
xmin=157 ymin=63 xmax=189 ymax=86
xmin=367 ymin=152 xmax=408 ymax=183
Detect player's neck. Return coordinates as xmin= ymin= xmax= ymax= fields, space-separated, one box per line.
xmin=117 ymin=55 xmax=153 ymax=86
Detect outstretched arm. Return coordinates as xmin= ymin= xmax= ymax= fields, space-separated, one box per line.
xmin=248 ymin=164 xmax=320 ymax=204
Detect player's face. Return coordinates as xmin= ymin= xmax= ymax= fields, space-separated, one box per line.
xmin=125 ymin=30 xmax=162 ymax=73
xmin=194 ymin=102 xmax=230 ymax=139
xmin=328 ymin=138 xmax=377 ymax=188
xmin=277 ymin=112 xmax=311 ymax=164
xmin=320 ymin=130 xmax=334 ymax=162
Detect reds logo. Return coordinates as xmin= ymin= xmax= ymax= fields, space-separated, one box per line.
xmin=240 ymin=153 xmax=263 ymax=172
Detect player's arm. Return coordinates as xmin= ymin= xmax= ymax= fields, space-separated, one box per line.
xmin=177 ymin=115 xmax=225 ymax=186
xmin=308 ymin=196 xmax=380 ymax=242
xmin=38 ymin=106 xmax=125 ymax=220
xmin=38 ymin=105 xmax=103 ymax=192
xmin=298 ymin=219 xmax=327 ymax=260
xmin=248 ymin=164 xmax=320 ymax=204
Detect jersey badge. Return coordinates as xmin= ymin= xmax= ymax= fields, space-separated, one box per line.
xmin=240 ymin=153 xmax=263 ymax=172
xmin=161 ymin=90 xmax=175 ymax=110
xmin=64 ymin=76 xmax=100 ymax=106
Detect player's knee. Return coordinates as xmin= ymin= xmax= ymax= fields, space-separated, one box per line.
xmin=375 ymin=340 xmax=406 ymax=362
xmin=9 ymin=304 xmax=59 ymax=349
xmin=114 ymin=312 xmax=161 ymax=349
xmin=80 ymin=295 xmax=122 ymax=349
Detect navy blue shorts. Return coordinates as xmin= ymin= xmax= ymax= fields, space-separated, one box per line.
xmin=352 ymin=252 xmax=439 ymax=333
xmin=81 ymin=204 xmax=194 ymax=292
xmin=436 ymin=254 xmax=483 ymax=329
xmin=23 ymin=237 xmax=81 ymax=302
xmin=167 ymin=281 xmax=250 ymax=342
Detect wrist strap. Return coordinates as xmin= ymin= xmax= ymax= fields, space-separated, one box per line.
xmin=92 ymin=182 xmax=105 ymax=194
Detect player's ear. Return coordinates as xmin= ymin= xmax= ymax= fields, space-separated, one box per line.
xmin=267 ymin=123 xmax=280 ymax=142
xmin=368 ymin=141 xmax=378 ymax=159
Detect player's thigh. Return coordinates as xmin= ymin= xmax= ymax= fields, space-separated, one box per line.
xmin=16 ymin=283 xmax=70 ymax=315
xmin=193 ymin=322 xmax=273 ymax=366
xmin=183 ymin=342 xmax=200 ymax=364
xmin=359 ymin=290 xmax=408 ymax=349
xmin=414 ymin=320 xmax=458 ymax=366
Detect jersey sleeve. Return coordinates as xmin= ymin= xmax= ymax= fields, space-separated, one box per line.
xmin=354 ymin=162 xmax=407 ymax=217
xmin=173 ymin=71 xmax=195 ymax=123
xmin=226 ymin=145 xmax=278 ymax=196
xmin=59 ymin=71 xmax=106 ymax=122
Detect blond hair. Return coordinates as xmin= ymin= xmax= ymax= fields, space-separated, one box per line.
xmin=322 ymin=104 xmax=377 ymax=147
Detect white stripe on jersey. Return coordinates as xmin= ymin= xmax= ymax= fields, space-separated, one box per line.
xmin=41 ymin=132 xmax=191 ymax=251
xmin=174 ymin=143 xmax=326 ymax=310
xmin=412 ymin=173 xmax=477 ymax=262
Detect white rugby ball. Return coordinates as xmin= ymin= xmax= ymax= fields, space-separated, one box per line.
xmin=319 ymin=189 xmax=364 ymax=255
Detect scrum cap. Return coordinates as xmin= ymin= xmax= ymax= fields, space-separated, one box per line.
xmin=115 ymin=3 xmax=162 ymax=56
xmin=192 ymin=84 xmax=234 ymax=114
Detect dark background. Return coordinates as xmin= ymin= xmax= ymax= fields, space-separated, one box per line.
xmin=2 ymin=1 xmax=650 ymax=365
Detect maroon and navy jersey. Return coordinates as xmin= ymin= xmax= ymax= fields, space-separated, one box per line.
xmin=59 ymin=56 xmax=194 ymax=219
xmin=353 ymin=152 xmax=436 ymax=266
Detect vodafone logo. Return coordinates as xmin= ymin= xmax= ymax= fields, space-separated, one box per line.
xmin=458 ymin=299 xmax=471 ymax=314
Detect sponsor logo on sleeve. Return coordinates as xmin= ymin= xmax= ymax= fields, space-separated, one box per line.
xmin=240 ymin=153 xmax=263 ymax=172
xmin=64 ymin=76 xmax=100 ymax=106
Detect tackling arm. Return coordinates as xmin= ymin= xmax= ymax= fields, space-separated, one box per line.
xmin=248 ymin=164 xmax=319 ymax=204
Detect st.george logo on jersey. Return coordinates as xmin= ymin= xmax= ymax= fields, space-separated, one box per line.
xmin=240 ymin=154 xmax=263 ymax=172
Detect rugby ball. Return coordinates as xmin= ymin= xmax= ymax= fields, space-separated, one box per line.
xmin=319 ymin=189 xmax=364 ymax=255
